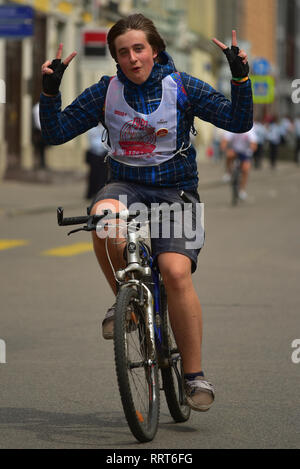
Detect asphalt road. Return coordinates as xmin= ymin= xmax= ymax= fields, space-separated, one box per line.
xmin=0 ymin=162 xmax=299 ymax=449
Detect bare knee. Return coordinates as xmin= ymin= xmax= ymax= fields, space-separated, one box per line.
xmin=90 ymin=198 xmax=126 ymax=216
xmin=90 ymin=198 xmax=128 ymax=244
xmin=158 ymin=253 xmax=192 ymax=291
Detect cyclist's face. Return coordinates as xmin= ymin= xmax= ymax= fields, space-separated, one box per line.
xmin=115 ymin=29 xmax=157 ymax=85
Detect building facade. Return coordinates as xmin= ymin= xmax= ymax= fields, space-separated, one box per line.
xmin=277 ymin=0 xmax=300 ymax=117
xmin=216 ymin=0 xmax=300 ymax=119
xmin=0 ymin=0 xmax=131 ymax=178
xmin=0 ymin=0 xmax=220 ymax=178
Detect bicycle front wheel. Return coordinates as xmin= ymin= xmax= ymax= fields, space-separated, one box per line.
xmin=114 ymin=286 xmax=160 ymax=443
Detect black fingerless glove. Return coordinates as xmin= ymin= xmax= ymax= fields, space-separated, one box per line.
xmin=223 ymin=46 xmax=249 ymax=79
xmin=42 ymin=59 xmax=67 ymax=95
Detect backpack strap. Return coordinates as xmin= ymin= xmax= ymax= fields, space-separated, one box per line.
xmin=103 ymin=76 xmax=115 ymax=114
xmin=171 ymin=72 xmax=197 ymax=136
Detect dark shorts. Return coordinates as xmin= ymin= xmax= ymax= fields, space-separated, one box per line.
xmin=90 ymin=182 xmax=204 ymax=273
xmin=237 ymin=152 xmax=252 ymax=162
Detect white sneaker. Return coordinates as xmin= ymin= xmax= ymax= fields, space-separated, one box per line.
xmin=102 ymin=303 xmax=135 ymax=340
xmin=238 ymin=190 xmax=248 ymax=201
xmin=222 ymin=173 xmax=231 ymax=183
xmin=102 ymin=304 xmax=116 ymax=340
xmin=185 ymin=376 xmax=215 ymax=412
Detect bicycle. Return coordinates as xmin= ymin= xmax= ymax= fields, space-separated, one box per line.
xmin=56 ymin=192 xmax=192 ymax=442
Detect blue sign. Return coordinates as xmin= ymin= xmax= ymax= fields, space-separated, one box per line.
xmin=0 ymin=5 xmax=34 ymax=38
xmin=254 ymin=81 xmax=268 ymax=97
xmin=251 ymin=75 xmax=275 ymax=104
xmin=252 ymin=58 xmax=271 ymax=76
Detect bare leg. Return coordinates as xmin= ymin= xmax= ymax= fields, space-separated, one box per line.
xmin=158 ymin=252 xmax=203 ymax=374
xmin=90 ymin=198 xmax=127 ymax=295
xmin=226 ymin=149 xmax=236 ymax=174
xmin=240 ymin=160 xmax=251 ymax=191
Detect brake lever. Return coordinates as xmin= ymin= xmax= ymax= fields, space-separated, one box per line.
xmin=68 ymin=227 xmax=87 ymax=236
xmin=67 ymin=215 xmax=99 ymax=236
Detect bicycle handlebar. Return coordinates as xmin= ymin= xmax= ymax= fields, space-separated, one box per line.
xmin=57 ymin=207 xmax=139 ymax=227
xmin=57 ymin=207 xmax=146 ymax=235
xmin=57 ymin=191 xmax=195 ymax=235
xmin=57 ymin=207 xmax=90 ymax=226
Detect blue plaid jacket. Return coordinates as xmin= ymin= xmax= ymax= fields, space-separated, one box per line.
xmin=40 ymin=52 xmax=253 ymax=191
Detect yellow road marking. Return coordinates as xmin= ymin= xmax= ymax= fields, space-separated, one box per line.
xmin=0 ymin=239 xmax=29 ymax=251
xmin=42 ymin=242 xmax=93 ymax=257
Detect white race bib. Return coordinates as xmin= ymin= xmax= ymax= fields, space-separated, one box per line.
xmin=104 ymin=75 xmax=177 ymax=166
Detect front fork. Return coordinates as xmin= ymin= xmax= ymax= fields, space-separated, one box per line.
xmin=119 ymin=281 xmax=156 ymax=362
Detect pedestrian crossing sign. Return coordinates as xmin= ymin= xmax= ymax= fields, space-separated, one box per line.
xmin=250 ymin=75 xmax=275 ymax=104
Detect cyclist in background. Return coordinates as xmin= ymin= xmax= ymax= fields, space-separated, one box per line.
xmin=221 ymin=129 xmax=257 ymax=200
xmin=40 ymin=14 xmax=253 ymax=413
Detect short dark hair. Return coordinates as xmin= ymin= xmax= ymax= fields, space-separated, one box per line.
xmin=107 ymin=13 xmax=166 ymax=61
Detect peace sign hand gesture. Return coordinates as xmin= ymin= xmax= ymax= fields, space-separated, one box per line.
xmin=41 ymin=43 xmax=77 ymax=96
xmin=212 ymin=31 xmax=249 ymax=79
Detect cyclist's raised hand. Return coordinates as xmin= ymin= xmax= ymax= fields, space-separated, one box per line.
xmin=212 ymin=30 xmax=249 ymax=79
xmin=41 ymin=43 xmax=77 ymax=96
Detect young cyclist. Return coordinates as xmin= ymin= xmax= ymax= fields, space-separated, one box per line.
xmin=40 ymin=14 xmax=253 ymax=413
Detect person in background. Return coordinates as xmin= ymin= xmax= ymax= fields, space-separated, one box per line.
xmin=85 ymin=123 xmax=108 ymax=200
xmin=279 ymin=115 xmax=293 ymax=146
xmin=294 ymin=115 xmax=300 ymax=165
xmin=221 ymin=128 xmax=258 ymax=200
xmin=32 ymin=102 xmax=48 ymax=169
xmin=252 ymin=118 xmax=267 ymax=169
xmin=266 ymin=115 xmax=281 ymax=169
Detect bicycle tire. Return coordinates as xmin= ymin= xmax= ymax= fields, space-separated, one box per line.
xmin=159 ymin=284 xmax=191 ymax=422
xmin=114 ymin=286 xmax=160 ymax=442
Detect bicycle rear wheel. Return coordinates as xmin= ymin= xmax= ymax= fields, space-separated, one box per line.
xmin=114 ymin=286 xmax=160 ymax=442
xmin=159 ymin=284 xmax=191 ymax=422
